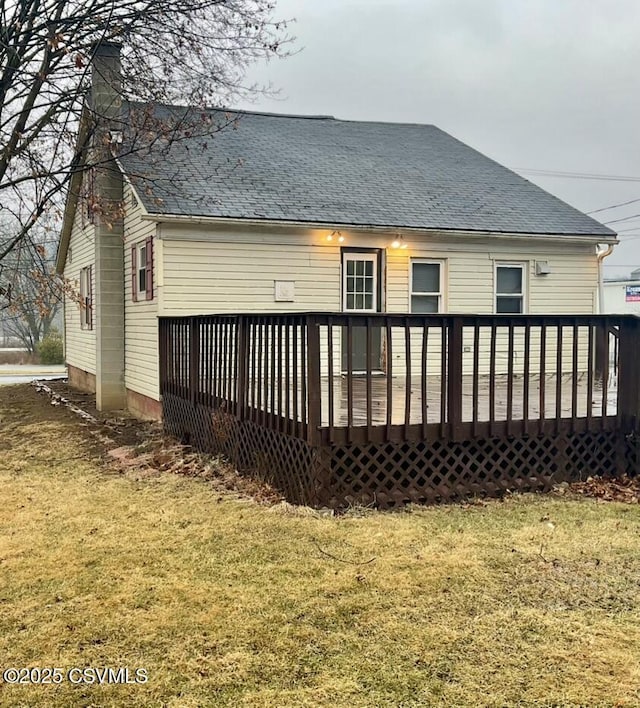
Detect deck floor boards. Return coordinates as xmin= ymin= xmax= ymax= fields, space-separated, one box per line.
xmin=317 ymin=373 xmax=618 ymax=427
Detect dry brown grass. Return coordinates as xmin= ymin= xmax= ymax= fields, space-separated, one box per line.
xmin=0 ymin=350 xmax=39 ymax=365
xmin=1 ymin=384 xmax=640 ymax=707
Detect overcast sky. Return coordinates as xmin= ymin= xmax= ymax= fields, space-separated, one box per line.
xmin=242 ymin=0 xmax=640 ymax=278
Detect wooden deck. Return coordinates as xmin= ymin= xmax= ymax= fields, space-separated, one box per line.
xmin=160 ymin=313 xmax=639 ymax=509
xmin=319 ymin=372 xmax=619 ymax=427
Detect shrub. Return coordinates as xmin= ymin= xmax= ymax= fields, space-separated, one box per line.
xmin=37 ymin=330 xmax=64 ymax=365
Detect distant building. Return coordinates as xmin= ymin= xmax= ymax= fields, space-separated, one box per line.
xmin=603 ymin=269 xmax=640 ymax=314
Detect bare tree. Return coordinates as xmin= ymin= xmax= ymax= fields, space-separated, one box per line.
xmin=0 ymin=0 xmax=291 ymax=300
xmin=0 ymin=217 xmax=62 ymax=350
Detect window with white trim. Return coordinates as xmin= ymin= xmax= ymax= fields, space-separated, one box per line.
xmin=495 ymin=263 xmax=525 ymax=313
xmin=131 ymin=237 xmax=154 ymax=301
xmin=80 ymin=265 xmax=93 ymax=330
xmin=137 ymin=242 xmax=147 ymax=295
xmin=410 ymin=260 xmax=443 ymax=313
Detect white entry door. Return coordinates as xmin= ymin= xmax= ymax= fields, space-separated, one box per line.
xmin=341 ymin=251 xmax=382 ymax=372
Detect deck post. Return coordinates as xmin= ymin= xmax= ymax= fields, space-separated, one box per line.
xmin=617 ymin=317 xmax=640 ymax=433
xmin=306 ymin=315 xmax=322 ymax=446
xmin=447 ymin=317 xmax=464 ymax=440
xmin=189 ymin=316 xmax=200 ymax=406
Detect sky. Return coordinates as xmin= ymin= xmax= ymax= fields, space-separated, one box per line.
xmin=242 ymin=0 xmax=640 ymax=278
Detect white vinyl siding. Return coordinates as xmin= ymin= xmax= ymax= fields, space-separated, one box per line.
xmin=158 ymin=226 xmax=598 ymax=381
xmin=160 ymin=226 xmax=341 ymax=314
xmin=123 ymin=183 xmax=159 ymax=402
xmin=63 ymin=193 xmax=96 ymax=375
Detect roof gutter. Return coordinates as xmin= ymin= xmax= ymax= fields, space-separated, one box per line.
xmin=141 ymin=213 xmax=618 ymax=245
xmin=597 ymin=244 xmax=615 ymax=314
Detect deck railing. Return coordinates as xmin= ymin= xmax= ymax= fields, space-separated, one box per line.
xmin=159 ymin=313 xmax=640 ymax=446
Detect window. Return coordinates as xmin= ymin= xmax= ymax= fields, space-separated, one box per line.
xmin=138 ymin=243 xmax=147 ymax=294
xmin=411 ymin=260 xmax=443 ymax=313
xmin=495 ymin=263 xmax=525 ymax=313
xmin=131 ymin=238 xmax=153 ymax=301
xmin=80 ymin=265 xmax=93 ymax=330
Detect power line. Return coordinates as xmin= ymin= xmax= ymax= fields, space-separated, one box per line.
xmin=514 ymin=167 xmax=640 ymax=183
xmin=587 ymin=197 xmax=640 ymax=215
xmin=603 ymin=213 xmax=640 ymax=225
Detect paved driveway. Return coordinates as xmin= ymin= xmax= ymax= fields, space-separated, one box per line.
xmin=0 ymin=365 xmax=66 ymax=386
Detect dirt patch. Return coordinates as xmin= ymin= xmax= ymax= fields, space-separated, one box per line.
xmin=31 ymin=380 xmax=282 ymax=505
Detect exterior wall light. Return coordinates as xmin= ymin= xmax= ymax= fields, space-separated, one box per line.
xmin=326 ymin=230 xmax=344 ymax=243
xmin=391 ymin=235 xmax=407 ymax=249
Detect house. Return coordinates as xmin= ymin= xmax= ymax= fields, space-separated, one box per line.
xmin=603 ymin=269 xmax=640 ymax=314
xmin=56 ymin=42 xmax=617 ymax=423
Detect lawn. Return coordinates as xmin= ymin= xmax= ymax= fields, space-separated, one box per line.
xmin=1 ymin=384 xmax=640 ymax=707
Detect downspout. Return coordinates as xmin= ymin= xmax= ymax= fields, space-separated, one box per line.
xmin=596 ymin=244 xmax=614 ymax=314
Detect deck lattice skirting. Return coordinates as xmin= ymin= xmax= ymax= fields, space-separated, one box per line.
xmin=160 ymin=313 xmax=640 ymax=509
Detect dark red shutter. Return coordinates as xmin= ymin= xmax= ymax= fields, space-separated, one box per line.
xmin=87 ymin=265 xmax=93 ymax=329
xmin=145 ymin=236 xmax=154 ymax=301
xmin=131 ymin=245 xmax=138 ymax=302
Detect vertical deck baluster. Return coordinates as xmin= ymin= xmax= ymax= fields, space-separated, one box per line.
xmin=523 ymin=323 xmax=531 ymax=432
xmin=404 ymin=320 xmax=412 ymax=437
xmin=587 ymin=322 xmax=594 ymax=430
xmin=366 ymin=317 xmax=373 ymax=435
xmin=440 ymin=324 xmax=447 ymax=437
xmin=285 ymin=322 xmax=292 ymax=434
xmin=277 ymin=319 xmax=283 ymax=430
xmin=247 ymin=321 xmax=254 ymax=420
xmin=270 ymin=322 xmax=277 ymax=430
xmin=293 ymin=322 xmax=300 ymax=435
xmin=555 ymin=323 xmax=563 ymax=434
xmin=602 ymin=319 xmax=610 ymax=424
xmin=421 ymin=324 xmax=428 ymax=436
xmin=489 ymin=322 xmax=497 ymax=434
xmin=300 ymin=321 xmax=307 ymax=431
xmin=472 ymin=323 xmax=480 ymax=437
xmin=327 ymin=321 xmax=335 ymax=442
xmin=306 ymin=316 xmax=322 ymax=445
xmin=386 ymin=322 xmax=394 ymax=438
xmin=255 ymin=317 xmax=264 ymax=423
xmin=506 ymin=320 xmax=515 ymax=435
xmin=539 ymin=325 xmax=547 ymax=434
xmin=571 ymin=322 xmax=579 ymax=432
xmin=347 ymin=318 xmax=354 ymax=441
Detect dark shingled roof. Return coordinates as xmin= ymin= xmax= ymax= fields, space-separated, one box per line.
xmin=118 ymin=105 xmax=615 ymax=237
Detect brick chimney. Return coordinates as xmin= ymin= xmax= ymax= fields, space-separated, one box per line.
xmin=91 ymin=41 xmax=126 ymax=410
